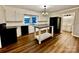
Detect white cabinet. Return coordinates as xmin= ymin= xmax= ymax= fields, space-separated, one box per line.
xmin=17 ymin=27 xmax=21 ymax=37
xmin=29 ymin=25 xmax=34 ymax=33
xmin=5 ymin=6 xmax=24 ymax=22
xmin=16 ymin=11 xmax=24 ymax=21
xmin=62 ymin=24 xmax=72 ymax=32
xmin=5 ymin=9 xmax=16 ymax=21
xmin=0 ymin=6 xmax=5 ymax=24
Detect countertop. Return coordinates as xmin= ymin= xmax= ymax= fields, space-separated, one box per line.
xmin=6 ymin=26 xmax=17 ymax=29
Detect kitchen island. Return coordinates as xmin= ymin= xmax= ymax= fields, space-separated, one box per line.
xmin=34 ymin=24 xmax=53 ymax=44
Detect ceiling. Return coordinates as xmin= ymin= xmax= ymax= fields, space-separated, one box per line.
xmin=7 ymin=5 xmax=79 ymax=12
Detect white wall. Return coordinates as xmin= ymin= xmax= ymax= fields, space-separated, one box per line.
xmin=72 ymin=9 xmax=79 ymax=37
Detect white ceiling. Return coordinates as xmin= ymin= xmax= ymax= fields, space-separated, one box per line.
xmin=7 ymin=5 xmax=79 ymax=12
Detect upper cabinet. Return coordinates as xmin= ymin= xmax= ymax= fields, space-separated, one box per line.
xmin=5 ymin=7 xmax=16 ymax=21
xmin=16 ymin=11 xmax=24 ymax=21
xmin=0 ymin=6 xmax=5 ymax=24
xmin=5 ymin=6 xmax=24 ymax=22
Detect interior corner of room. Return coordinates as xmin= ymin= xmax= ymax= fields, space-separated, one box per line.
xmin=0 ymin=5 xmax=79 ymax=53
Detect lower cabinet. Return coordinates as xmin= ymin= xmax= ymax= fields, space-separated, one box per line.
xmin=17 ymin=27 xmax=21 ymax=37
xmin=1 ymin=28 xmax=17 ymax=48
xmin=21 ymin=26 xmax=28 ymax=36
xmin=29 ymin=25 xmax=34 ymax=33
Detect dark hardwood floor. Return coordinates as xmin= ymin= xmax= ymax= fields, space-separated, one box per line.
xmin=0 ymin=32 xmax=79 ymax=53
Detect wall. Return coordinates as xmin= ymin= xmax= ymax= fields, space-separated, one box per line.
xmin=72 ymin=9 xmax=79 ymax=37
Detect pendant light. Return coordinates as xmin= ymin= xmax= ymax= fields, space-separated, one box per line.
xmin=42 ymin=5 xmax=48 ymax=16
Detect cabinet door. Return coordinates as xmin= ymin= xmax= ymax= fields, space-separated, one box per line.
xmin=0 ymin=6 xmax=5 ymax=23
xmin=29 ymin=25 xmax=34 ymax=33
xmin=21 ymin=26 xmax=28 ymax=36
xmin=1 ymin=28 xmax=17 ymax=47
xmin=5 ymin=8 xmax=16 ymax=21
xmin=17 ymin=27 xmax=21 ymax=37
xmin=16 ymin=12 xmax=24 ymax=21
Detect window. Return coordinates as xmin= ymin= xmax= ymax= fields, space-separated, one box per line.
xmin=23 ymin=15 xmax=38 ymax=25
xmin=23 ymin=16 xmax=30 ymax=25
xmin=32 ymin=16 xmax=37 ymax=23
xmin=31 ymin=16 xmax=38 ymax=25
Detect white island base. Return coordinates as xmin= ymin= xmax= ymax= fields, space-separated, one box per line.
xmin=34 ymin=25 xmax=53 ymax=44
xmin=35 ymin=32 xmax=53 ymax=44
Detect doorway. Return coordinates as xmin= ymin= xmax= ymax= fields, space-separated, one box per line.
xmin=61 ymin=13 xmax=74 ymax=33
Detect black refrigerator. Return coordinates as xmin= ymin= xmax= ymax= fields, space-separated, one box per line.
xmin=49 ymin=17 xmax=61 ymax=34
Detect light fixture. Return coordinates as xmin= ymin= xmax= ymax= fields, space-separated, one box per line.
xmin=42 ymin=5 xmax=48 ymax=16
xmin=64 ymin=14 xmax=71 ymax=16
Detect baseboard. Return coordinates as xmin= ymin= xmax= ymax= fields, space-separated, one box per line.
xmin=72 ymin=33 xmax=79 ymax=37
